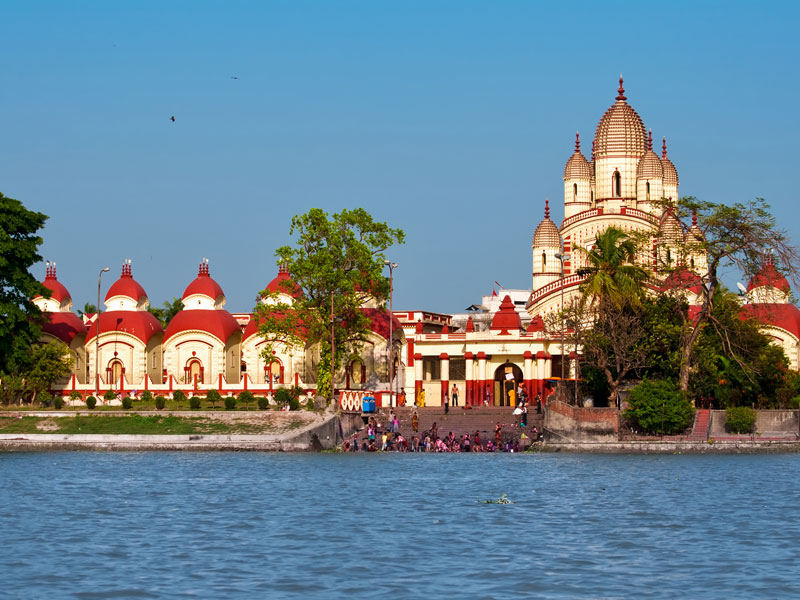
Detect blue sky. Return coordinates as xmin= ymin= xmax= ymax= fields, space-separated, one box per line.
xmin=2 ymin=1 xmax=799 ymax=313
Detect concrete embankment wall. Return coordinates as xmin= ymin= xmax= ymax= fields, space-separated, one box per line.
xmin=709 ymin=410 xmax=799 ymax=436
xmin=544 ymin=401 xmax=619 ymax=441
xmin=543 ymin=440 xmax=800 ymax=454
xmin=0 ymin=412 xmax=364 ymax=452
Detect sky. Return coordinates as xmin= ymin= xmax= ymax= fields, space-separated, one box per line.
xmin=2 ymin=1 xmax=799 ymax=314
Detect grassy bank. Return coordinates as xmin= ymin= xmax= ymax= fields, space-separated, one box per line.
xmin=0 ymin=415 xmax=307 ymax=435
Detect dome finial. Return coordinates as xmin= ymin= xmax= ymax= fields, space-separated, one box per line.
xmin=662 ymin=137 xmax=667 ymax=159
xmin=575 ymin=131 xmax=580 ymax=153
xmin=648 ymin=129 xmax=653 ymax=151
xmin=616 ymin=75 xmax=626 ymax=101
xmin=591 ymin=139 xmax=595 ymax=160
xmin=692 ymin=210 xmax=698 ymax=228
xmin=544 ymin=198 xmax=550 ymax=220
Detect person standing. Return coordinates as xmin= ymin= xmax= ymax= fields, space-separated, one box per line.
xmin=521 ymin=404 xmax=528 ymax=427
xmin=398 ymin=388 xmax=407 ymax=407
xmin=411 ymin=409 xmax=419 ymax=433
xmin=485 ymin=387 xmax=491 ymax=406
xmin=443 ymin=391 xmax=449 ymax=416
xmin=451 ymin=384 xmax=459 ymax=407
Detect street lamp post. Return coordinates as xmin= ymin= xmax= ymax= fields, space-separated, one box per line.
xmin=384 ymin=260 xmax=398 ymax=407
xmin=555 ymin=243 xmax=570 ymax=403
xmin=95 ymin=267 xmax=110 ymax=398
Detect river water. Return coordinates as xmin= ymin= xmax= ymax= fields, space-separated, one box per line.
xmin=1 ymin=452 xmax=798 ymax=599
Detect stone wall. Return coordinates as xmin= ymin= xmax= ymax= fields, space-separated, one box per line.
xmin=709 ymin=410 xmax=799 ymax=435
xmin=544 ymin=400 xmax=619 ymax=441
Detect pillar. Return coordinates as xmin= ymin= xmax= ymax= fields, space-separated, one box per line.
xmin=440 ymin=353 xmax=449 ymax=402
xmin=523 ymin=350 xmax=533 ymax=400
xmin=414 ymin=352 xmax=423 ymax=402
xmin=477 ymin=352 xmax=487 ymax=406
xmin=465 ymin=351 xmax=474 ymax=406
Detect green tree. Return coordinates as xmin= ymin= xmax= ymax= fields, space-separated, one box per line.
xmin=662 ymin=197 xmax=799 ymax=393
xmin=253 ymin=208 xmax=404 ymax=399
xmin=623 ymin=379 xmax=694 ymax=435
xmin=24 ymin=342 xmax=74 ymax=405
xmin=570 ymin=227 xmax=650 ymax=406
xmin=0 ymin=192 xmax=49 ymax=375
xmin=575 ymin=226 xmax=649 ymax=308
xmin=206 ymin=389 xmax=221 ymax=410
xmin=77 ymin=302 xmax=97 ymax=318
xmin=148 ymin=297 xmax=184 ymax=328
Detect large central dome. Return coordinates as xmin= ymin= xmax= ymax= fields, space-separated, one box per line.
xmin=593 ymin=77 xmax=647 ymax=159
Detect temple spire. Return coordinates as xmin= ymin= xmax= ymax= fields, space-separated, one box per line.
xmin=616 ymin=75 xmax=626 ymax=101
xmin=662 ymin=137 xmax=668 ymax=159
xmin=544 ymin=198 xmax=550 ymax=220
xmin=575 ymin=131 xmax=580 ymax=153
xmin=648 ymin=129 xmax=653 ymax=151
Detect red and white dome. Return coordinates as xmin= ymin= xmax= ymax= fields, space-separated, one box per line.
xmin=34 ymin=262 xmax=87 ymax=345
xmin=164 ymin=261 xmax=240 ymax=343
xmin=105 ymin=261 xmax=149 ymax=310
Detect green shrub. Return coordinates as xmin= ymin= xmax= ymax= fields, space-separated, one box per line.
xmin=122 ymin=396 xmax=133 ymax=410
xmin=54 ymin=396 xmax=65 ymax=410
xmin=304 ymin=398 xmax=315 ymax=411
xmin=726 ymin=406 xmax=757 ymax=434
xmin=173 ymin=390 xmax=187 ymax=409
xmin=274 ymin=388 xmax=293 ymax=407
xmin=155 ymin=395 xmax=166 ymax=410
xmin=141 ymin=390 xmax=154 ymax=407
xmin=86 ymin=396 xmax=97 ymax=410
xmin=189 ymin=396 xmax=202 ymax=410
xmin=206 ymin=389 xmax=222 ymax=409
xmin=69 ymin=390 xmax=82 ymax=401
xmin=104 ymin=389 xmax=116 ymax=401
xmin=224 ymin=396 xmax=236 ymax=410
xmin=288 ymin=396 xmax=300 ymax=411
xmin=239 ymin=391 xmax=255 ymax=410
xmin=623 ymin=379 xmax=694 ymax=435
xmin=257 ymin=396 xmax=268 ymax=410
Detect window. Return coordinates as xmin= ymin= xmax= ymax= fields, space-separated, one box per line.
xmin=646 ymin=181 xmax=651 ymax=201
xmin=613 ymin=172 xmax=621 ymax=197
xmin=573 ymin=183 xmax=578 ymax=201
xmin=542 ymin=251 xmax=547 ymax=267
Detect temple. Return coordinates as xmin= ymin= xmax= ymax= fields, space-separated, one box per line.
xmin=36 ymin=80 xmax=800 ymax=405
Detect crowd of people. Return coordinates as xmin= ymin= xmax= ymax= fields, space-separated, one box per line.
xmin=341 ymin=405 xmax=542 ymax=453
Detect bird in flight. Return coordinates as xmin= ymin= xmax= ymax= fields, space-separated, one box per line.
xmin=230 ymin=76 xmax=239 ymax=80
xmin=170 ymin=116 xmax=175 ymax=122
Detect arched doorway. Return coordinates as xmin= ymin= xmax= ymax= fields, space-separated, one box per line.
xmin=107 ymin=359 xmax=124 ymax=386
xmin=347 ymin=358 xmax=365 ymax=388
xmin=493 ymin=362 xmax=523 ymax=407
xmin=185 ymin=358 xmax=203 ymax=384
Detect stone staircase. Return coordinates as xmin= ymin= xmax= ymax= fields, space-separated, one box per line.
xmin=348 ymin=406 xmax=544 ymax=450
xmin=689 ymin=408 xmax=711 ymax=441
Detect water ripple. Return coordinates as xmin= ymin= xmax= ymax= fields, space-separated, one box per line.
xmin=2 ymin=452 xmax=800 ymax=598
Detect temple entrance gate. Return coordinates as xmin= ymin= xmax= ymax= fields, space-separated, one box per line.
xmin=493 ymin=362 xmax=523 ymax=407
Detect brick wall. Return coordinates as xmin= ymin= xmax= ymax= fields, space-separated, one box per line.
xmin=545 ymin=400 xmax=619 ymax=441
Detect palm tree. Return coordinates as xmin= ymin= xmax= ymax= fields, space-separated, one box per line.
xmin=148 ymin=297 xmax=184 ymax=328
xmin=77 ymin=302 xmax=97 ymax=317
xmin=575 ymin=227 xmax=649 ymax=308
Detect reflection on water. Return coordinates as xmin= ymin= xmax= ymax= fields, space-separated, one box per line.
xmin=2 ymin=452 xmax=799 ymax=598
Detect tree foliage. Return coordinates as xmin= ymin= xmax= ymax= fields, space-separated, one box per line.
xmin=253 ymin=208 xmax=404 ymax=399
xmin=575 ymin=226 xmax=649 ymax=308
xmin=148 ymin=297 xmax=184 ymax=328
xmin=0 ymin=192 xmax=49 ymax=375
xmin=725 ymin=406 xmax=757 ymax=434
xmin=23 ymin=342 xmax=74 ymax=404
xmin=658 ymin=197 xmax=799 ymax=392
xmin=623 ymin=379 xmax=694 ymax=435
